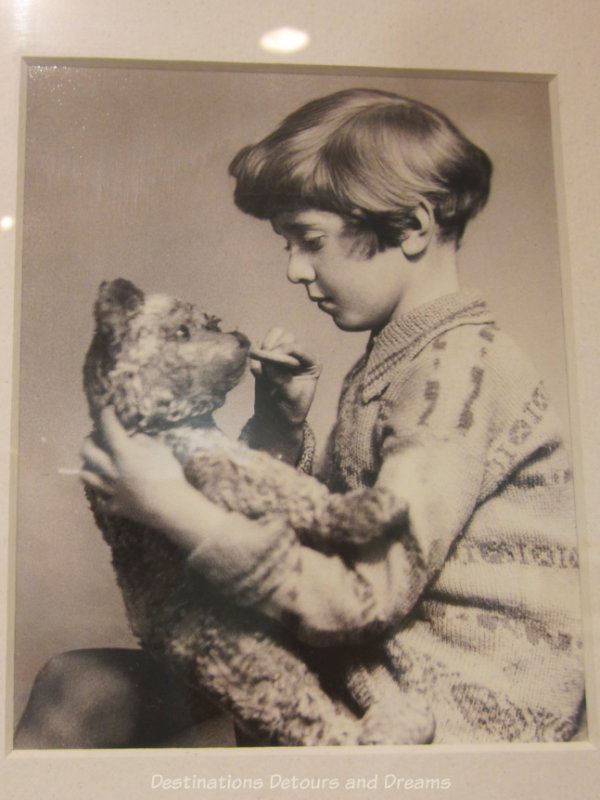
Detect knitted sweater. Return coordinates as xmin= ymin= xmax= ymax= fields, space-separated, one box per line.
xmin=190 ymin=291 xmax=584 ymax=743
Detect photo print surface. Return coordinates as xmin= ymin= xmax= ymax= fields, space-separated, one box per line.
xmin=12 ymin=63 xmax=585 ymax=748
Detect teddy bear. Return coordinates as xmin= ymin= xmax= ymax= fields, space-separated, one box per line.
xmin=83 ymin=278 xmax=434 ymax=746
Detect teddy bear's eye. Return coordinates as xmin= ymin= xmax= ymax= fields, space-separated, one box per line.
xmin=175 ymin=324 xmax=191 ymax=341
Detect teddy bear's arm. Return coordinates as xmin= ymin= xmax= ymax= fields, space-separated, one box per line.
xmin=183 ymin=446 xmax=408 ymax=550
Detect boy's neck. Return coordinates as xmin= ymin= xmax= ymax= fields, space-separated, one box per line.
xmin=392 ymin=239 xmax=460 ymax=321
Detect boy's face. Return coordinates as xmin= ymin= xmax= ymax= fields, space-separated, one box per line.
xmin=271 ymin=209 xmax=410 ymax=333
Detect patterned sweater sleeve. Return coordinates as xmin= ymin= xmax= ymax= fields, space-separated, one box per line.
xmin=189 ymin=327 xmax=501 ymax=646
xmin=255 ymin=334 xmax=498 ymax=644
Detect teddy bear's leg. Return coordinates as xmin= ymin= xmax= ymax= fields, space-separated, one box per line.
xmin=159 ymin=597 xmax=394 ymax=747
xmin=181 ymin=448 xmax=435 ymax=745
xmin=343 ymin=661 xmax=435 ymax=745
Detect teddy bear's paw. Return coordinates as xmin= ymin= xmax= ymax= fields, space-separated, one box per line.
xmin=319 ymin=486 xmax=408 ymax=547
xmin=358 ymin=695 xmax=435 ymax=745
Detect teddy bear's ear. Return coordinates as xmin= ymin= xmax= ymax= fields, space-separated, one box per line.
xmin=94 ymin=279 xmax=145 ymax=340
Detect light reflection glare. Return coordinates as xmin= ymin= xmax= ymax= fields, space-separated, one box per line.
xmin=13 ymin=0 xmax=33 ymax=37
xmin=259 ymin=27 xmax=310 ymax=53
xmin=1 ymin=216 xmax=15 ymax=231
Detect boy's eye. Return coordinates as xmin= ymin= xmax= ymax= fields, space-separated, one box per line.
xmin=285 ymin=236 xmax=325 ymax=254
xmin=302 ymin=236 xmax=324 ymax=253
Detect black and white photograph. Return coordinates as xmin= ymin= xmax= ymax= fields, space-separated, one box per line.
xmin=11 ymin=63 xmax=586 ymax=748
xmin=2 ymin=2 xmax=599 ymax=799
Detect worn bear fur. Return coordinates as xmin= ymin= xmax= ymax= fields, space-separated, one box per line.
xmin=83 ymin=278 xmax=434 ymax=746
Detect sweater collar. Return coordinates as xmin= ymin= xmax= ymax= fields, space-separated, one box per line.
xmin=362 ymin=290 xmax=494 ymax=402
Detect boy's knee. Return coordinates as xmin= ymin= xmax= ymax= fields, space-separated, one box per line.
xmin=33 ymin=650 xmax=93 ymax=697
xmin=15 ymin=649 xmax=141 ymax=748
xmin=36 ymin=650 xmax=132 ymax=708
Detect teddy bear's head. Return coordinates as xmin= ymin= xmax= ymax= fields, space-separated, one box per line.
xmin=84 ymin=279 xmax=250 ymax=432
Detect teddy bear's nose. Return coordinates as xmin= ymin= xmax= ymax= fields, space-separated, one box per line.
xmin=232 ymin=330 xmax=250 ymax=348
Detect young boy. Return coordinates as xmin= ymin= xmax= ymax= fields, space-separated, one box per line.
xmin=18 ymin=89 xmax=584 ymax=745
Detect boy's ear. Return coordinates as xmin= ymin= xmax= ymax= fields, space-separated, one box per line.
xmin=400 ymin=202 xmax=434 ymax=258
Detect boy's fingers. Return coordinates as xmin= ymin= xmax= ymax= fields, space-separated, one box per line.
xmin=99 ymin=405 xmax=129 ymax=451
xmin=249 ymin=347 xmax=301 ymax=368
xmin=80 ymin=469 xmax=114 ymax=495
xmin=261 ymin=327 xmax=295 ymax=350
xmin=260 ymin=328 xmax=320 ymax=369
xmin=80 ymin=436 xmax=119 ymax=481
xmin=288 ymin=347 xmax=321 ymax=375
xmin=261 ymin=327 xmax=284 ymax=349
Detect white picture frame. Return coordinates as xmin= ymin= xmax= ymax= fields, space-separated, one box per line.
xmin=1 ymin=2 xmax=598 ymax=798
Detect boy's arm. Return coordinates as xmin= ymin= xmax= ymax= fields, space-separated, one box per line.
xmin=187 ymin=431 xmax=485 ymax=644
xmin=241 ymin=329 xmax=321 ymax=467
xmin=240 ymin=417 xmax=316 ymax=473
xmin=189 ymin=329 xmax=500 ymax=644
xmin=81 ymin=364 xmax=483 ymax=645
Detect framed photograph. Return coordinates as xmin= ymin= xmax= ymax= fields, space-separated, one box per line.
xmin=2 ymin=2 xmax=598 ymax=798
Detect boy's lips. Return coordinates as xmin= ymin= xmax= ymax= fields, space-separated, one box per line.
xmin=308 ymin=293 xmax=333 ymax=310
xmin=317 ymin=300 xmax=336 ymax=315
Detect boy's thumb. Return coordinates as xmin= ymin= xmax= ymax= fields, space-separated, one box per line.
xmin=100 ymin=405 xmax=126 ymax=450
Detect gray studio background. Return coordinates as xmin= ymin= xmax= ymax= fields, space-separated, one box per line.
xmin=14 ymin=65 xmax=569 ymax=721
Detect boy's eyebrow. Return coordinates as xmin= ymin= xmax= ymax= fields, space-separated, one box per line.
xmin=272 ymin=220 xmax=323 ymax=236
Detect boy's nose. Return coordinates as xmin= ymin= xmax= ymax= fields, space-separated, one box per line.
xmin=287 ymin=252 xmax=316 ymax=284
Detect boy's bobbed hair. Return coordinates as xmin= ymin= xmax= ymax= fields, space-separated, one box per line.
xmin=229 ymin=89 xmax=492 ymax=252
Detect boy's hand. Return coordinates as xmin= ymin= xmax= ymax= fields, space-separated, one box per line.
xmin=80 ymin=406 xmax=188 ymax=528
xmin=250 ymin=327 xmax=321 ymax=431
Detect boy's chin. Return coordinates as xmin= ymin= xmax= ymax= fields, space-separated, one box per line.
xmin=331 ymin=313 xmax=372 ymax=333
